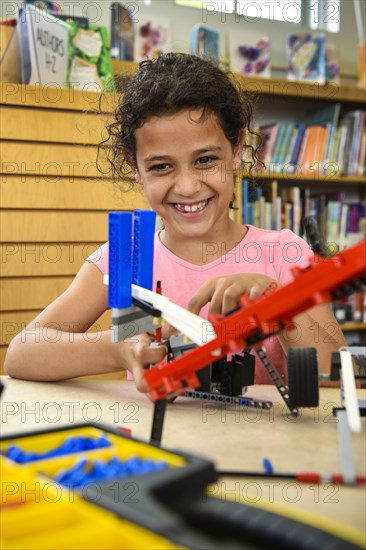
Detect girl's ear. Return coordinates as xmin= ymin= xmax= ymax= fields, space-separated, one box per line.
xmin=134 ymin=168 xmax=143 ymax=184
xmin=122 ymin=150 xmax=141 ymax=183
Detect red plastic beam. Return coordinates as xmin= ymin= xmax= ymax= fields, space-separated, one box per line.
xmin=145 ymin=239 xmax=366 ymax=401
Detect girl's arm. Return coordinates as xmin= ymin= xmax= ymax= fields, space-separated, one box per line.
xmin=4 ymin=261 xmax=166 ymax=388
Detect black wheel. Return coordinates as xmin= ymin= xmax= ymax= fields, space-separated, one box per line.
xmin=288 ymin=348 xmax=319 ymax=408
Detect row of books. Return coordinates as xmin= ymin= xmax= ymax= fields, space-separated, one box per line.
xmin=257 ymin=104 xmax=366 ymax=178
xmin=242 ymin=180 xmax=366 ymax=250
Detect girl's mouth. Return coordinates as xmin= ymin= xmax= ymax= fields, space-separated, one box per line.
xmin=173 ymin=199 xmax=210 ymax=213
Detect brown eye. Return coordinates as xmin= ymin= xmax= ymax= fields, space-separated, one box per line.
xmin=149 ymin=163 xmax=170 ymax=172
xmin=197 ymin=156 xmax=216 ymax=165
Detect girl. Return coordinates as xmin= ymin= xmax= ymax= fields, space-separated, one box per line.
xmin=4 ymin=53 xmax=346 ymax=388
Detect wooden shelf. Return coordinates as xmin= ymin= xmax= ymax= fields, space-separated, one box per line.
xmin=233 ymin=74 xmax=366 ymax=104
xmin=3 ymin=61 xmax=363 ymax=112
xmin=340 ymin=323 xmax=366 ymax=331
xmin=248 ymin=173 xmax=366 ymax=185
xmin=112 ymin=60 xmax=366 ymax=104
xmin=0 ymin=82 xmax=117 ymax=113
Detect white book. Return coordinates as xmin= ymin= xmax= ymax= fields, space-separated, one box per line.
xmin=18 ymin=5 xmax=69 ymax=86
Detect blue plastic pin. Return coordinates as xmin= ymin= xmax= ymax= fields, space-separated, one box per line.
xmin=263 ymin=458 xmax=274 ymax=474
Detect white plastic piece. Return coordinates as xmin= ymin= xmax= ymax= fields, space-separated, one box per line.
xmin=340 ymin=350 xmax=361 ymax=433
xmin=337 ymin=410 xmax=356 ymax=485
xmin=132 ymin=284 xmax=216 ymax=346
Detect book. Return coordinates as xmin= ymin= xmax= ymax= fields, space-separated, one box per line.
xmin=275 ymin=123 xmax=296 ymax=172
xmin=305 ymin=102 xmax=341 ymax=127
xmin=287 ymin=33 xmax=326 ymax=84
xmin=358 ymin=42 xmax=366 ymax=89
xmin=134 ymin=17 xmax=170 ymax=61
xmin=110 ymin=2 xmax=135 ymax=61
xmin=333 ymin=125 xmax=348 ymax=176
xmin=339 ymin=203 xmax=349 ymax=251
xmin=309 ymin=193 xmax=327 ymax=239
xmin=248 ymin=186 xmax=262 ymax=226
xmin=18 ymin=4 xmax=115 ymax=91
xmin=269 ymin=179 xmax=278 ymax=230
xmin=270 ymin=123 xmax=287 ymax=168
xmin=229 ymin=30 xmax=270 ymax=77
xmin=304 ymin=102 xmax=341 ymax=173
xmin=283 ymin=126 xmax=299 ymax=167
xmin=348 ymin=111 xmax=365 ymax=176
xmin=325 ymin=41 xmax=340 ymax=84
xmin=298 ymin=126 xmax=328 ymax=175
xmin=257 ymin=124 xmax=278 ymax=167
xmin=289 ymin=186 xmax=301 ymax=235
xmin=326 ymin=200 xmax=342 ymax=247
xmin=242 ymin=178 xmax=249 ymax=224
xmin=338 ymin=111 xmax=365 ymax=176
xmin=18 ymin=5 xmax=70 ymax=86
xmin=191 ymin=25 xmax=219 ymax=63
xmin=358 ymin=129 xmax=366 ymax=176
xmin=287 ymin=124 xmax=307 ymax=174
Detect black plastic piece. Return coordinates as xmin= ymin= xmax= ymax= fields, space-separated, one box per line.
xmin=303 ymin=215 xmax=329 ymax=257
xmin=150 ymin=399 xmax=167 ymax=445
xmin=330 ymin=351 xmax=342 ymax=380
xmin=288 ymin=348 xmax=319 ymax=408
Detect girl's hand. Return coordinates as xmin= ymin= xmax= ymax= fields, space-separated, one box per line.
xmin=121 ymin=333 xmax=167 ymax=392
xmin=187 ymin=274 xmax=279 ymax=316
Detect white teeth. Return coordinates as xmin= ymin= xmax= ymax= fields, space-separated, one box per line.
xmin=175 ymin=200 xmax=208 ymax=213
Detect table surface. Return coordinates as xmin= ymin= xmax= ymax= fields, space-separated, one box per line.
xmin=1 ymin=375 xmax=365 ymax=539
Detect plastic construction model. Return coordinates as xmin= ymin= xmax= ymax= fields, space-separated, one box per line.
xmin=108 ymin=214 xmax=366 ymax=402
xmin=108 ymin=211 xmax=365 ymax=427
xmin=167 ymin=339 xmax=319 ymax=413
xmin=144 ymin=238 xmax=365 ymax=405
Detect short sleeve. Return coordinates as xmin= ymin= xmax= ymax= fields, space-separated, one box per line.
xmin=86 ymin=242 xmax=109 ymax=275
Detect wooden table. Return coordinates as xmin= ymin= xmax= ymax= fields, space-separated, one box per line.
xmin=1 ymin=376 xmax=365 ymax=542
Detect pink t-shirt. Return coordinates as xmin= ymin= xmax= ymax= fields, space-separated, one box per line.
xmin=87 ymin=225 xmax=313 ymax=384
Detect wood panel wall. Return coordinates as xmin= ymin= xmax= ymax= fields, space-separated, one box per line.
xmin=0 ymin=83 xmax=148 ymax=373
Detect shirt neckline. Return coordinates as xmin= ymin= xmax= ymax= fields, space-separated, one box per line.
xmin=155 ymin=225 xmax=253 ymax=271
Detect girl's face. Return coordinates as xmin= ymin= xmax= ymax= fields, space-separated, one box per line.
xmin=134 ymin=109 xmax=242 ymax=242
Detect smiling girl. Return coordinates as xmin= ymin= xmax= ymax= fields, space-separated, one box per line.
xmin=4 ymin=53 xmax=346 ymax=386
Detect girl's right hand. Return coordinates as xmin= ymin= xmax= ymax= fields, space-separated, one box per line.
xmin=121 ymin=333 xmax=167 ymax=392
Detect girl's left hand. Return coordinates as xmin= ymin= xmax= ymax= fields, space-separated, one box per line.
xmin=187 ymin=274 xmax=278 ymax=316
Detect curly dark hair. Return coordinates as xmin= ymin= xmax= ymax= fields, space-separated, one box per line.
xmin=104 ymin=52 xmax=260 ymax=180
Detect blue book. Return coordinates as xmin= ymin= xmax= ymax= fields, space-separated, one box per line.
xmin=288 ymin=124 xmax=306 ymax=172
xmin=242 ymin=178 xmax=249 ymax=224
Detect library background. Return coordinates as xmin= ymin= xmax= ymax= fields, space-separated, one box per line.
xmin=1 ymin=0 xmax=366 ymax=372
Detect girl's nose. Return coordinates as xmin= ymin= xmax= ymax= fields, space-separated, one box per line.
xmin=173 ymin=169 xmax=202 ymax=196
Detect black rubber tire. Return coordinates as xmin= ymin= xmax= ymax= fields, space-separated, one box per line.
xmin=288 ymin=348 xmax=319 ymax=408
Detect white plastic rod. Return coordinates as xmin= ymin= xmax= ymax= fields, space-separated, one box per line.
xmin=132 ymin=284 xmax=216 ymax=346
xmin=340 ymin=350 xmax=361 ymax=433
